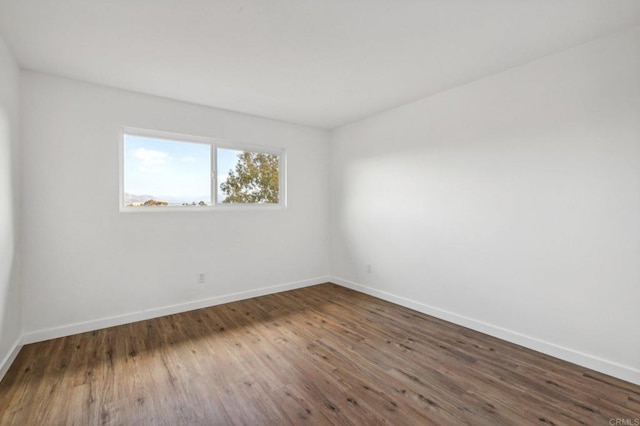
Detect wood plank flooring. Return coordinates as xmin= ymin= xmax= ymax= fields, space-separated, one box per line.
xmin=1 ymin=283 xmax=639 ymax=425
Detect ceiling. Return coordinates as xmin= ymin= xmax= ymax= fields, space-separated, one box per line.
xmin=0 ymin=1 xmax=639 ymax=129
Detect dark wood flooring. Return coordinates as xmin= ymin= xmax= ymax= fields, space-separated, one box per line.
xmin=1 ymin=283 xmax=638 ymax=425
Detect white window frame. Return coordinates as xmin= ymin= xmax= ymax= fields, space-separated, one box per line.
xmin=119 ymin=127 xmax=287 ymax=212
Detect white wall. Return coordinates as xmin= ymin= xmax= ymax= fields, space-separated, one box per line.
xmin=331 ymin=27 xmax=640 ymax=384
xmin=20 ymin=72 xmax=330 ymax=339
xmin=0 ymin=36 xmax=21 ymax=374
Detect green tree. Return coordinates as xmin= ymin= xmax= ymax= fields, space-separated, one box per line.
xmin=220 ymin=152 xmax=279 ymax=203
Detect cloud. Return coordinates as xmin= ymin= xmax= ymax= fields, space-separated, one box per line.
xmin=133 ymin=148 xmax=170 ymax=172
xmin=180 ymin=156 xmax=197 ymax=163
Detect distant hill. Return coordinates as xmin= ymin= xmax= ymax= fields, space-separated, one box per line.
xmin=124 ymin=193 xmax=156 ymax=204
xmin=125 ymin=193 xmax=210 ymax=206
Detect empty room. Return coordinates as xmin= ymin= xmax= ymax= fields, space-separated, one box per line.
xmin=1 ymin=0 xmax=639 ymax=424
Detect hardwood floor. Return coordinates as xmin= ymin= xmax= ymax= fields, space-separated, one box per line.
xmin=1 ymin=283 xmax=638 ymax=425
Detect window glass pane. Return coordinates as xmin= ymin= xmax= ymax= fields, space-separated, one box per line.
xmin=124 ymin=135 xmax=211 ymax=207
xmin=217 ymin=148 xmax=280 ymax=204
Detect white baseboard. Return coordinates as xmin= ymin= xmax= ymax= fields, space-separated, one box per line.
xmin=22 ymin=276 xmax=330 ymax=345
xmin=12 ymin=275 xmax=640 ymax=387
xmin=0 ymin=337 xmax=23 ymax=383
xmin=331 ymin=276 xmax=640 ymax=386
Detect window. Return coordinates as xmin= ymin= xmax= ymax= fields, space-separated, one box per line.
xmin=121 ymin=128 xmax=285 ymax=210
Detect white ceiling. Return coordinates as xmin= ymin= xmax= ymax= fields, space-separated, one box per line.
xmin=0 ymin=1 xmax=639 ymax=129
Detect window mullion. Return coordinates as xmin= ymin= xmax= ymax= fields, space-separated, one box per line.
xmin=212 ymin=145 xmax=217 ymax=206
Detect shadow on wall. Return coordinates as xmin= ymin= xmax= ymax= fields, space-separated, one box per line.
xmin=0 ymin=108 xmax=20 ymax=363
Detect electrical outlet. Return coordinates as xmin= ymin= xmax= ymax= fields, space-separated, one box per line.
xmin=366 ymin=264 xmax=372 ymax=274
xmin=198 ymin=273 xmax=206 ymax=284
